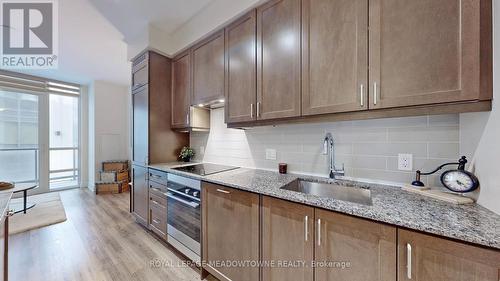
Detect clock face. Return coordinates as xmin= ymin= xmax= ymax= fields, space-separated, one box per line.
xmin=441 ymin=170 xmax=479 ymax=193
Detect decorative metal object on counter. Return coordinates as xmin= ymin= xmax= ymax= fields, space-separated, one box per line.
xmin=411 ymin=156 xmax=480 ymax=193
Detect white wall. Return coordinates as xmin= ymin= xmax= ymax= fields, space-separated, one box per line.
xmin=460 ymin=2 xmax=500 ymax=214
xmin=168 ymin=0 xmax=263 ymax=54
xmin=18 ymin=0 xmax=130 ymax=86
xmin=88 ymin=81 xmax=130 ymax=190
xmin=192 ymin=108 xmax=460 ymax=187
xmin=126 ymin=0 xmax=265 ymax=58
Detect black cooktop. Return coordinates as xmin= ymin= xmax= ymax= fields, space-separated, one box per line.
xmin=173 ymin=163 xmax=239 ymax=176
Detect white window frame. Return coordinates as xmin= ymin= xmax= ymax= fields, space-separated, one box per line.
xmin=0 ymin=70 xmax=82 ymax=194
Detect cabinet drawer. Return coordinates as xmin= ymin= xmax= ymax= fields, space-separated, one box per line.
xmin=150 ymin=208 xmax=167 ymax=237
xmin=150 ymin=193 xmax=167 ymax=209
xmin=149 ymin=169 xmax=168 ymax=186
xmin=149 ymin=180 xmax=168 ymax=198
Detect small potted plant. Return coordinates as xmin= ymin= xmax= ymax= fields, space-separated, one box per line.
xmin=179 ymin=147 xmax=195 ymax=162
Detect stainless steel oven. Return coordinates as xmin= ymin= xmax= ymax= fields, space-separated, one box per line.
xmin=166 ymin=173 xmax=201 ymax=263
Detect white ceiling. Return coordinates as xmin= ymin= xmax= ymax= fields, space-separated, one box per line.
xmin=88 ymin=0 xmax=214 ymax=41
xmin=16 ymin=0 xmax=131 ymax=86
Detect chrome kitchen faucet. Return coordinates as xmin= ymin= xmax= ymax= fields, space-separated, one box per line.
xmin=323 ymin=133 xmax=345 ymax=179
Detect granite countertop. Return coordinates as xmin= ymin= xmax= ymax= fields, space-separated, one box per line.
xmin=149 ymin=162 xmax=500 ymax=250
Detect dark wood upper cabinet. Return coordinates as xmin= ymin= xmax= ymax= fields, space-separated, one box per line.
xmin=262 ymin=196 xmax=314 ymax=281
xmin=202 ymin=182 xmax=260 ymax=281
xmin=132 ymin=51 xmax=188 ymax=166
xmin=398 ymin=229 xmax=500 ymax=281
xmin=131 ymin=52 xmax=149 ymax=91
xmin=257 ymin=0 xmax=301 ymax=120
xmin=369 ymin=0 xmax=492 ymax=109
xmin=171 ymin=52 xmax=192 ymax=128
xmin=225 ymin=11 xmax=257 ymax=123
xmin=192 ymin=31 xmax=225 ymax=105
xmin=302 ymin=0 xmax=368 ymax=115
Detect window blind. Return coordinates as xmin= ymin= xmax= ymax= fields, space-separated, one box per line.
xmin=0 ymin=70 xmax=80 ymax=95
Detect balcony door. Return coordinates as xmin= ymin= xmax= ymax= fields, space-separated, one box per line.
xmin=0 ymin=73 xmax=81 ymax=194
xmin=0 ymin=90 xmax=39 ymax=185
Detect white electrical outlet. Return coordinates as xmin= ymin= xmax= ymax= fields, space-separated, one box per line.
xmin=265 ymin=149 xmax=277 ymax=160
xmin=398 ymin=153 xmax=413 ymax=171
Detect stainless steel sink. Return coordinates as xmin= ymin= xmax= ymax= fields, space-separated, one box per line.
xmin=281 ymin=179 xmax=372 ymax=205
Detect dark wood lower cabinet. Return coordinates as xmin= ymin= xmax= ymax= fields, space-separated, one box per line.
xmin=261 ymin=197 xmax=314 ymax=281
xmin=201 ymin=187 xmax=499 ymax=281
xmin=132 ymin=165 xmax=148 ymax=227
xmin=202 ymin=183 xmax=260 ymax=281
xmin=398 ymin=229 xmax=500 ymax=281
xmin=315 ymin=209 xmax=396 ymax=281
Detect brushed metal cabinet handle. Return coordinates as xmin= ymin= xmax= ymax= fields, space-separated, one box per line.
xmin=360 ymin=84 xmax=364 ymax=107
xmin=250 ymin=103 xmax=254 ymax=119
xmin=304 ymin=215 xmax=309 ymax=242
xmin=373 ymin=82 xmax=378 ymax=105
xmin=317 ymin=219 xmax=321 ymax=246
xmin=186 ymin=114 xmax=189 ymax=125
xmin=407 ymin=243 xmax=412 ymax=279
xmin=256 ymin=102 xmax=261 ymax=118
xmin=216 ymin=188 xmax=230 ymax=194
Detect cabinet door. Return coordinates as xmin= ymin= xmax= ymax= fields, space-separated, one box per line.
xmin=193 ymin=32 xmax=225 ymax=105
xmin=369 ymin=0 xmax=485 ymax=109
xmin=262 ymin=197 xmax=314 ymax=281
xmin=302 ymin=0 xmax=368 ymax=115
xmin=398 ymin=229 xmax=500 ymax=281
xmin=132 ymin=52 xmax=149 ymax=91
xmin=132 ymin=87 xmax=148 ymax=165
xmin=257 ymin=0 xmax=301 ymax=120
xmin=225 ymin=11 xmax=257 ymax=123
xmin=315 ymin=209 xmax=396 ymax=281
xmin=172 ymin=52 xmax=191 ymax=128
xmin=202 ymin=183 xmax=260 ymax=281
xmin=132 ymin=165 xmax=148 ymax=227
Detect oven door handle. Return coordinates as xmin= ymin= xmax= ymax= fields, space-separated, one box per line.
xmin=167 ymin=187 xmax=201 ymax=202
xmin=166 ymin=192 xmax=200 ymax=208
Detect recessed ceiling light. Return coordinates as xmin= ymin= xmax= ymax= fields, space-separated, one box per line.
xmin=198 ymin=103 xmax=204 ymax=107
xmin=0 ymin=108 xmax=5 ymax=112
xmin=218 ymin=99 xmax=225 ymax=103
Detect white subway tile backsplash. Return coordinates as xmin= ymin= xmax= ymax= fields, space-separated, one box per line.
xmin=428 ymin=143 xmax=460 ymax=158
xmin=388 ymin=126 xmax=459 ymax=142
xmin=190 ymin=108 xmax=460 ymax=187
xmin=428 ymin=114 xmax=460 ymax=126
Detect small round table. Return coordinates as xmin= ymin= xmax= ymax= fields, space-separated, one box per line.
xmin=10 ymin=183 xmax=37 ymax=214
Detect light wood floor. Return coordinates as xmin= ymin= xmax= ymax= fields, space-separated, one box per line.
xmin=9 ymin=188 xmax=217 ymax=281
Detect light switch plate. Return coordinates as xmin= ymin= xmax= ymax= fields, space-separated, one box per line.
xmin=398 ymin=153 xmax=413 ymax=171
xmin=265 ymin=149 xmax=277 ymax=160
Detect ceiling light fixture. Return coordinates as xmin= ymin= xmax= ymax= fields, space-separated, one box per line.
xmin=218 ymin=99 xmax=225 ymax=103
xmin=198 ymin=103 xmax=204 ymax=107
